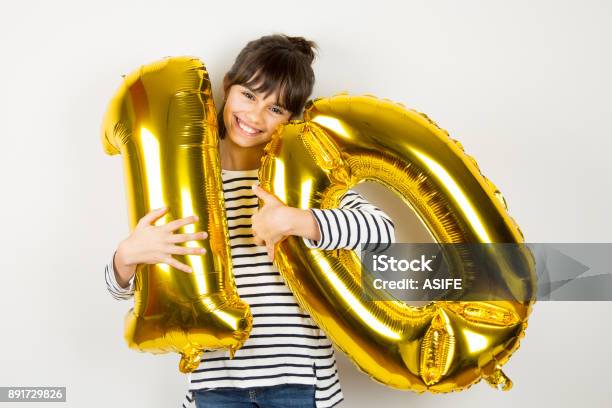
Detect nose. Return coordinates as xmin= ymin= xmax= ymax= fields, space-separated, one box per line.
xmin=244 ymin=104 xmax=265 ymax=128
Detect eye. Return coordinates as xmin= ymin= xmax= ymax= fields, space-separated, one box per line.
xmin=242 ymin=91 xmax=256 ymax=100
xmin=270 ymin=106 xmax=284 ymax=115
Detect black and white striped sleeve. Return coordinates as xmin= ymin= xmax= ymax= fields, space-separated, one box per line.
xmin=104 ymin=251 xmax=136 ymax=301
xmin=302 ymin=189 xmax=396 ymax=253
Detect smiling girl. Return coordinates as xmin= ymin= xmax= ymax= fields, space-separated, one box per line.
xmin=105 ymin=34 xmax=395 ymax=408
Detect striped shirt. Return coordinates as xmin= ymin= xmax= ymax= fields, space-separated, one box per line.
xmin=105 ymin=168 xmax=396 ymax=408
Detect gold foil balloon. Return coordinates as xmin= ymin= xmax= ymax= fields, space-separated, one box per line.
xmin=101 ymin=57 xmax=252 ymax=373
xmin=259 ymin=94 xmax=536 ymax=392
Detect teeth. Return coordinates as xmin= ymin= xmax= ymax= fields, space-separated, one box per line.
xmin=237 ymin=118 xmax=259 ymax=134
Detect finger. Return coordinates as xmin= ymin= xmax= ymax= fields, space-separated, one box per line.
xmin=268 ymin=244 xmax=275 ymax=262
xmin=254 ymin=236 xmax=265 ymax=246
xmin=169 ymin=231 xmax=208 ymax=243
xmin=162 ymin=256 xmax=193 ymax=273
xmin=252 ymin=184 xmax=278 ymax=204
xmin=266 ymin=244 xmax=275 ymax=262
xmin=166 ymin=245 xmax=207 ymax=256
xmin=163 ymin=215 xmax=199 ymax=232
xmin=137 ymin=206 xmax=169 ymax=226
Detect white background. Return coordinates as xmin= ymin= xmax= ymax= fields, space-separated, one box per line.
xmin=1 ymin=0 xmax=611 ymax=407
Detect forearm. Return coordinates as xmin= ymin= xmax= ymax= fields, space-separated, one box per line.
xmin=286 ymin=207 xmax=321 ymax=241
xmin=113 ymin=242 xmax=136 ymax=289
xmin=302 ymin=190 xmax=396 ymax=251
xmin=105 ymin=252 xmax=136 ymax=300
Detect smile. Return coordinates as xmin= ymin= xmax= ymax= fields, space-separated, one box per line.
xmin=234 ymin=115 xmax=262 ymax=136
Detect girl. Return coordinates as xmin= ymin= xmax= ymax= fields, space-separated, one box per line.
xmin=105 ymin=34 xmax=395 ymax=408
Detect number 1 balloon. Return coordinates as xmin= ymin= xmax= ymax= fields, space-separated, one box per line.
xmin=101 ymin=57 xmax=252 ymax=373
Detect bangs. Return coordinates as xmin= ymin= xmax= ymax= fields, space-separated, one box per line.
xmin=231 ymin=50 xmax=314 ymax=115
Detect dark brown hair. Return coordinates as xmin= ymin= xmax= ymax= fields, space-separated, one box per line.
xmin=218 ymin=34 xmax=318 ymax=138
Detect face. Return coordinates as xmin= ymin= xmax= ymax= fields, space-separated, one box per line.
xmin=222 ymin=81 xmax=293 ymax=148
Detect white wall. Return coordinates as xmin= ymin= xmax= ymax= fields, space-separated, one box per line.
xmin=0 ymin=0 xmax=610 ymax=407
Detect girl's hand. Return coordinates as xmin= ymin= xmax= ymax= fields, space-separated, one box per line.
xmin=113 ymin=207 xmax=208 ymax=286
xmin=251 ymin=185 xmax=320 ymax=261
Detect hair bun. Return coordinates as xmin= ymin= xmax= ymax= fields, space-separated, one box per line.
xmin=287 ymin=36 xmax=317 ymax=64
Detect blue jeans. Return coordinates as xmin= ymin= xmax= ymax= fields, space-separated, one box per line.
xmin=193 ymin=383 xmax=316 ymax=408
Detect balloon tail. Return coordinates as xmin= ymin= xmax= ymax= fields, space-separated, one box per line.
xmin=179 ymin=349 xmax=203 ymax=374
xmin=485 ymin=367 xmax=513 ymax=391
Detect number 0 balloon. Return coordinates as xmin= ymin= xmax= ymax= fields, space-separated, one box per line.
xmin=259 ymin=94 xmax=536 ymax=392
